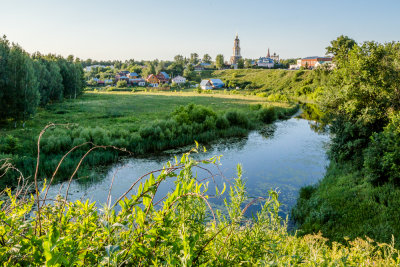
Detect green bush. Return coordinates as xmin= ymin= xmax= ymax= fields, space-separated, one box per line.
xmin=257 ymin=107 xmax=276 ymax=124
xmin=225 ymin=111 xmax=250 ymax=128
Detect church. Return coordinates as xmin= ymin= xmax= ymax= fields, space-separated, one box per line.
xmin=229 ymin=34 xmax=242 ymax=65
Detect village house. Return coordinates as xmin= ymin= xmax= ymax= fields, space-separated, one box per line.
xmin=300 ymin=56 xmax=332 ymax=69
xmin=146 ymin=74 xmax=159 ymax=87
xmin=200 ymin=80 xmax=213 ymax=90
xmin=130 ymin=78 xmax=146 ymax=86
xmin=209 ymin=79 xmax=224 ymax=88
xmin=172 ymin=75 xmax=187 ymax=84
xmin=156 ymin=72 xmax=170 ymax=83
xmin=194 ymin=64 xmax=205 ymax=71
xmin=128 ymin=72 xmax=139 ymax=78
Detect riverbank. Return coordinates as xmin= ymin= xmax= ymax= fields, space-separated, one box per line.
xmin=0 ymin=91 xmax=298 ymax=189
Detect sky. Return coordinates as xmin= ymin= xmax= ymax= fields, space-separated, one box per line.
xmin=1 ymin=0 xmax=400 ymax=61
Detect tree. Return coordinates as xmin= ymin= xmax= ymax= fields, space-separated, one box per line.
xmin=190 ymin=53 xmax=199 ymax=65
xmin=183 ymin=64 xmax=195 ymax=80
xmin=7 ymin=43 xmax=40 ymax=123
xmin=202 ymin=54 xmax=212 ymax=64
xmin=215 ymin=54 xmax=224 ymax=69
xmin=326 ymin=35 xmax=356 ymax=66
xmin=321 ymin=40 xmax=400 ymax=162
xmin=142 ymin=63 xmax=156 ymax=78
xmin=174 ymin=55 xmax=185 ymax=65
xmin=244 ymin=59 xmax=252 ymax=68
xmin=237 ymin=58 xmax=244 ymax=69
xmin=117 ymin=80 xmax=127 ymax=88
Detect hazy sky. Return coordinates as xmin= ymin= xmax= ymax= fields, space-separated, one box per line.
xmin=1 ymin=0 xmax=400 ymax=61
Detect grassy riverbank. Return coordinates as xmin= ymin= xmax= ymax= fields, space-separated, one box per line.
xmin=0 ymin=91 xmax=298 ymax=189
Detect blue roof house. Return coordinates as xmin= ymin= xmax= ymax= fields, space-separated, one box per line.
xmin=209 ymin=79 xmax=224 ymax=88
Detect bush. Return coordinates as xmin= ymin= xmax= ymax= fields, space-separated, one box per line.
xmin=225 ymin=111 xmax=250 ymax=128
xmin=257 ymin=107 xmax=276 ymax=124
xmin=116 ymin=80 xmax=127 ymax=88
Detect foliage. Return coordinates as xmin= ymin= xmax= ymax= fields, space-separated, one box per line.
xmin=116 ymin=80 xmax=127 ymax=88
xmin=215 ymin=54 xmax=224 ymax=70
xmin=0 ymin=36 xmax=84 ymax=123
xmin=1 ymin=150 xmax=400 ymax=265
xmin=294 ymin=37 xmax=400 ymax=246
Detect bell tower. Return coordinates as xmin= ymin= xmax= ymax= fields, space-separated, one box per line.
xmin=230 ymin=34 xmax=242 ymax=65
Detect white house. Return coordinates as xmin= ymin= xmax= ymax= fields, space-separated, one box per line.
xmin=257 ymin=57 xmax=274 ymax=68
xmin=172 ymin=75 xmax=187 ymax=84
xmin=200 ymin=80 xmax=213 ymax=90
xmin=314 ymin=61 xmax=336 ymax=70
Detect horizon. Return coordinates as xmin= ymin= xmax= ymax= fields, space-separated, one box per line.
xmin=2 ymin=0 xmax=400 ymax=61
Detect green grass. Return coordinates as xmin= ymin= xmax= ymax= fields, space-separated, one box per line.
xmin=292 ymin=160 xmax=400 ymax=248
xmin=0 ymin=91 xmax=279 ymax=138
xmin=201 ymin=69 xmax=328 ymax=102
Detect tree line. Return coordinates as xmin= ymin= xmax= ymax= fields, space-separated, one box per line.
xmin=0 ymin=36 xmax=85 ymax=125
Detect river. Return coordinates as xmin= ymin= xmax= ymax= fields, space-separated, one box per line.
xmin=45 ymin=113 xmax=330 ymax=217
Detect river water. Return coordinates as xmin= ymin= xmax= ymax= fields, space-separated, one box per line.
xmin=45 ymin=114 xmax=330 ymax=217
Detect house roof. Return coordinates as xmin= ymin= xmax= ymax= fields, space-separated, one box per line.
xmin=172 ymin=75 xmax=186 ymax=80
xmin=160 ymin=72 xmax=170 ymax=79
xmin=129 ymin=72 xmax=138 ymax=76
xmin=210 ymin=79 xmax=223 ymax=84
xmin=258 ymin=57 xmax=274 ymax=63
xmin=200 ymin=80 xmax=211 ymax=86
xmin=302 ymin=56 xmax=332 ymax=60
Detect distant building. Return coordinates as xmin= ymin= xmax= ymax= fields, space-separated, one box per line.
xmin=146 ymin=74 xmax=159 ymax=87
xmin=209 ymin=79 xmax=224 ymax=88
xmin=84 ymin=65 xmax=114 ymax=72
xmin=314 ymin=61 xmax=336 ymax=70
xmin=230 ymin=34 xmax=242 ymax=65
xmin=156 ymin=72 xmax=170 ymax=83
xmin=257 ymin=48 xmax=279 ymax=68
xmin=130 ymin=78 xmax=146 ymax=86
xmin=267 ymin=49 xmax=280 ymax=62
xmin=200 ymin=80 xmax=213 ymax=90
xmin=300 ymin=57 xmax=332 ymax=69
xmin=194 ymin=64 xmax=205 ymax=71
xmin=119 ymin=70 xmax=130 ymax=76
xmin=257 ymin=57 xmax=274 ymax=68
xmin=128 ymin=72 xmax=139 ymax=78
xmin=172 ymin=75 xmax=187 ymax=84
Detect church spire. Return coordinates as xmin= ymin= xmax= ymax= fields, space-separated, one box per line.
xmin=267 ymin=48 xmax=270 ymax=58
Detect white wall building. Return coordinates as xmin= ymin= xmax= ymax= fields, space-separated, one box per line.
xmin=200 ymin=80 xmax=213 ymax=90
xmin=172 ymin=75 xmax=187 ymax=84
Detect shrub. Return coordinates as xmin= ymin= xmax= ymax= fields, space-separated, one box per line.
xmin=116 ymin=80 xmax=127 ymax=88
xmin=216 ymin=116 xmax=230 ymax=129
xmin=257 ymin=107 xmax=276 ymax=124
xmin=225 ymin=111 xmax=250 ymax=129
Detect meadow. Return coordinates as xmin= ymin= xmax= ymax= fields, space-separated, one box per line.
xmin=0 ymin=91 xmax=298 ymax=188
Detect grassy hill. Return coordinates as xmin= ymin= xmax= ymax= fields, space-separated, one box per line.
xmin=204 ymin=69 xmax=329 ymax=102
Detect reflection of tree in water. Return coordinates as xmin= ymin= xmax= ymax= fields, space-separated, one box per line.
xmin=298 ymin=103 xmax=329 ymax=133
xmin=258 ymin=124 xmax=277 ymax=139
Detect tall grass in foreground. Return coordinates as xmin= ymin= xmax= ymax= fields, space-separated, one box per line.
xmin=0 ymin=135 xmax=399 ymax=265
